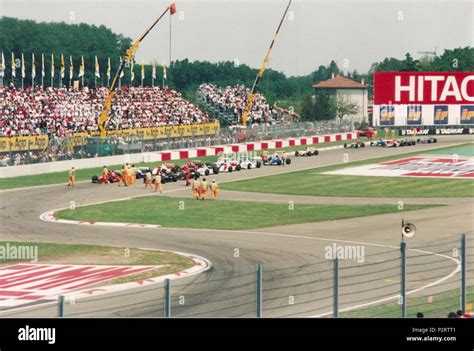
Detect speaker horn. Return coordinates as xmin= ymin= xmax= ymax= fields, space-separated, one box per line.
xmin=402 ymin=222 xmax=416 ymax=238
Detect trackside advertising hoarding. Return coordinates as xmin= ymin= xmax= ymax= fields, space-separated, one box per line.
xmin=373 ymin=72 xmax=474 ymax=126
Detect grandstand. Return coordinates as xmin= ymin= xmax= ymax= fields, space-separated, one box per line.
xmin=197 ymin=83 xmax=280 ymax=126
xmin=0 ymin=86 xmax=211 ymax=139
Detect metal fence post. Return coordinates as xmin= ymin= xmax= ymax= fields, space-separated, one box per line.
xmin=400 ymin=242 xmax=407 ymax=318
xmin=58 ymin=295 xmax=65 ymax=317
xmin=461 ymin=234 xmax=466 ymax=314
xmin=333 ymin=258 xmax=339 ymax=318
xmin=164 ymin=278 xmax=171 ymax=318
xmin=256 ymin=264 xmax=262 ymax=318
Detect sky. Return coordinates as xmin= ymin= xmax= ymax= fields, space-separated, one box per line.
xmin=1 ymin=0 xmax=473 ymax=77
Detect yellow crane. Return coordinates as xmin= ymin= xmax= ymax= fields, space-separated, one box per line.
xmin=98 ymin=3 xmax=176 ymax=137
xmin=241 ymin=0 xmax=292 ymax=127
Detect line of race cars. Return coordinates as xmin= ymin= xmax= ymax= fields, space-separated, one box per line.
xmin=90 ymin=137 xmax=440 ymax=184
xmin=343 ymin=136 xmax=437 ymax=149
xmin=91 ymin=150 xmax=297 ymax=184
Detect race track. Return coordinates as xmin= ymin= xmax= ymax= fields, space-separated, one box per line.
xmin=1 ymin=135 xmax=473 ymax=317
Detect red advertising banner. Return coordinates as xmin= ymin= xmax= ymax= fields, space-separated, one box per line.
xmin=374 ymin=72 xmax=474 ymax=105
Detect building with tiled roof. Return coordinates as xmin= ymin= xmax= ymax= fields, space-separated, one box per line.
xmin=312 ymin=75 xmax=367 ymax=89
xmin=313 ymin=74 xmax=368 ymax=122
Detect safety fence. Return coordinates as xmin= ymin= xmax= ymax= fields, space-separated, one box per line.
xmin=0 ymin=121 xmax=354 ymax=167
xmin=1 ymin=234 xmax=471 ymax=318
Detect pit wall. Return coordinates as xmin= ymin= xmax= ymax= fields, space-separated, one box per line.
xmin=0 ymin=132 xmax=358 ymax=178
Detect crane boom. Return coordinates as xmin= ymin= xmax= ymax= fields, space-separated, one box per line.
xmin=241 ymin=0 xmax=291 ymax=127
xmin=98 ymin=4 xmax=174 ymax=137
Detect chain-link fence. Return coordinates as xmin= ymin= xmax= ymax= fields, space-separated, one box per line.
xmin=2 ymin=234 xmax=471 ymax=318
xmin=0 ymin=121 xmax=353 ymax=166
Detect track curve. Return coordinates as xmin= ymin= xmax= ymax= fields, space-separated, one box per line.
xmin=1 ymin=135 xmax=473 ymax=317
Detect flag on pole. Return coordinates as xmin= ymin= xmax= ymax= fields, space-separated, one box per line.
xmin=152 ymin=61 xmax=156 ymax=80
xmin=11 ymin=52 xmax=16 ymax=78
xmin=41 ymin=53 xmax=45 ymax=78
xmin=79 ymin=56 xmax=85 ymax=77
xmin=130 ymin=60 xmax=135 ymax=82
xmin=0 ymin=51 xmax=5 ymax=78
xmin=170 ymin=3 xmax=177 ymax=15
xmin=141 ymin=61 xmax=145 ymax=82
xmin=69 ymin=55 xmax=73 ymax=79
xmin=51 ymin=54 xmax=55 ymax=78
xmin=21 ymin=53 xmax=25 ymax=79
xmin=31 ymin=53 xmax=36 ymax=79
xmin=163 ymin=64 xmax=167 ymax=81
xmin=60 ymin=54 xmax=65 ymax=78
xmin=95 ymin=56 xmax=100 ymax=78
xmin=107 ymin=57 xmax=111 ymax=80
xmin=119 ymin=57 xmax=124 ymax=78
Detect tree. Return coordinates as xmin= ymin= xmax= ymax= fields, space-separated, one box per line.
xmin=314 ymin=92 xmax=336 ymax=121
xmin=311 ymin=60 xmax=341 ymax=84
xmin=299 ymin=92 xmax=336 ymax=121
xmin=430 ymin=47 xmax=474 ymax=71
xmin=401 ymin=53 xmax=420 ymax=71
xmin=369 ymin=57 xmax=404 ymax=73
xmin=0 ymin=17 xmax=132 ymax=87
xmin=335 ymin=93 xmax=360 ymax=122
xmin=300 ymin=95 xmax=316 ymax=121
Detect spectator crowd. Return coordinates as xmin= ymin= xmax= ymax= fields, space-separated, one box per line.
xmin=0 ymin=86 xmax=211 ymax=140
xmin=197 ymin=83 xmax=279 ymax=124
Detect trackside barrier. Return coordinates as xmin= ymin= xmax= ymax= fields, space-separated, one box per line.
xmin=164 ymin=279 xmax=171 ymax=318
xmin=400 ymin=242 xmax=407 ymax=318
xmin=6 ymin=235 xmax=470 ymax=318
xmin=461 ymin=234 xmax=466 ymax=314
xmin=256 ymin=264 xmax=263 ymax=318
xmin=0 ymin=131 xmax=358 ymax=178
xmin=333 ymin=258 xmax=339 ymax=318
xmin=58 ymin=295 xmax=65 ymax=318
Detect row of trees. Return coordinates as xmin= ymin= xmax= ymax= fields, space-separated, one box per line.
xmin=1 ymin=17 xmax=139 ymax=87
xmin=1 ymin=51 xmax=169 ymax=89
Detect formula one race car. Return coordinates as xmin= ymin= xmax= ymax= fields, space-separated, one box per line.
xmin=399 ymin=139 xmax=416 ymax=147
xmin=263 ymin=153 xmax=291 ymax=166
xmin=370 ymin=139 xmax=415 ymax=147
xmin=135 ymin=167 xmax=152 ymax=179
xmin=370 ymin=139 xmax=388 ymax=147
xmin=214 ymin=154 xmax=242 ymax=172
xmin=369 ymin=139 xmax=400 ymax=147
xmin=92 ymin=170 xmax=121 ymax=183
xmin=185 ymin=161 xmax=220 ymax=176
xmin=295 ymin=147 xmax=319 ymax=156
xmin=416 ymin=137 xmax=438 ymax=144
xmin=237 ymin=153 xmax=262 ymax=169
xmin=344 ymin=141 xmax=366 ymax=148
xmin=151 ymin=166 xmax=179 ymax=183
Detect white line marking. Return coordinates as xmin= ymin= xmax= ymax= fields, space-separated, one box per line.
xmin=29 ymin=140 xmax=470 ymax=316
xmin=38 ymin=211 xmax=466 ymax=318
xmin=0 ymin=249 xmax=212 ymax=315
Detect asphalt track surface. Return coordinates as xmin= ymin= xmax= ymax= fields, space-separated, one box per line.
xmin=0 ymin=135 xmax=473 ymax=317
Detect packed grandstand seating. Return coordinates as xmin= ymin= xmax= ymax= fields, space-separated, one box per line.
xmin=0 ymin=86 xmax=211 ymax=139
xmin=197 ymin=83 xmax=278 ymax=124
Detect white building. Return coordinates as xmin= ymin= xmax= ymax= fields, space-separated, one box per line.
xmin=313 ymin=75 xmax=368 ymax=123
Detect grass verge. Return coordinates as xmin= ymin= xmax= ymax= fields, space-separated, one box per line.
xmin=0 ymin=241 xmax=195 ymax=285
xmin=220 ymin=143 xmax=474 ymax=198
xmin=341 ymin=286 xmax=474 ymax=318
xmin=55 ymin=196 xmax=438 ymax=230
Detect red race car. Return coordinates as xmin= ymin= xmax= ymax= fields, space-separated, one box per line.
xmin=357 ymin=128 xmax=375 ymax=139
xmin=92 ymin=171 xmax=121 ymax=183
